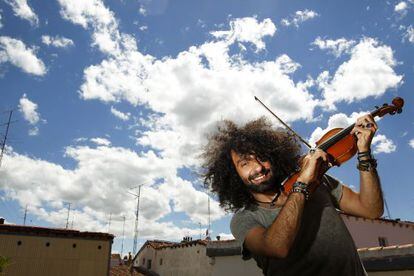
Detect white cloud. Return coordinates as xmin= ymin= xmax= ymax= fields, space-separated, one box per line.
xmin=79 ymin=30 xmax=318 ymax=168
xmin=57 ymin=0 xmax=122 ymax=54
xmin=90 ymin=137 xmax=111 ymax=146
xmin=217 ymin=233 xmax=235 ymax=240
xmin=139 ymin=5 xmax=146 ymax=16
xmin=281 ymin=9 xmax=319 ymax=27
xmin=158 ymin=176 xmax=223 ymax=225
xmin=4 ymin=0 xmax=39 ymax=26
xmin=41 ymin=35 xmax=74 ymax=48
xmin=316 ymin=38 xmax=402 ymax=109
xmin=139 ymin=25 xmax=148 ymax=31
xmin=57 ymin=0 xmax=153 ymax=57
xmin=0 ymin=145 xmax=222 ymax=239
xmin=110 ymin=106 xmax=130 ymax=121
xmin=395 ymin=1 xmax=408 ymax=15
xmin=18 ymin=93 xmax=42 ymax=136
xmin=372 ymin=134 xmax=396 ymax=154
xmin=403 ymin=26 xmax=414 ymax=43
xmin=0 ymin=36 xmax=46 ymax=75
xmin=18 ymin=93 xmax=40 ymax=124
xmin=210 ymin=17 xmax=276 ymax=52
xmin=28 ymin=126 xmax=39 ymax=136
xmin=312 ymin=37 xmax=356 ymax=57
xmin=409 ymin=139 xmax=414 ymax=149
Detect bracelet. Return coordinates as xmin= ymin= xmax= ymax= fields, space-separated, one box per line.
xmin=357 ymin=150 xmax=373 ymax=161
xmin=290 ymin=181 xmax=310 ymax=200
xmin=357 ymin=158 xmax=377 ymax=171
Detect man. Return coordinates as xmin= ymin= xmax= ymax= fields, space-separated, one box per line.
xmin=202 ymin=116 xmax=383 ymax=275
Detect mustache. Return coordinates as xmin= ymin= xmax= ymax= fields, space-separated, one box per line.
xmin=248 ymin=167 xmax=270 ymax=181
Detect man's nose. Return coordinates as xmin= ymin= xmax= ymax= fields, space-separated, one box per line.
xmin=252 ymin=161 xmax=263 ymax=173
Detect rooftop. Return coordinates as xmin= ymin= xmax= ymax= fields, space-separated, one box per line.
xmin=0 ymin=223 xmax=114 ymax=241
xmin=340 ymin=212 xmax=414 ymax=228
xmin=358 ymin=244 xmax=414 ymax=272
xmin=110 ymin=265 xmax=141 ymax=276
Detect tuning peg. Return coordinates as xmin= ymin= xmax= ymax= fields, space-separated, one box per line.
xmin=383 ymin=103 xmax=388 ymax=107
xmin=375 ymin=106 xmax=379 ymax=109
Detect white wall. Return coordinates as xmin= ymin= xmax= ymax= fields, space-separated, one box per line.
xmin=341 ymin=214 xmax=414 ymax=248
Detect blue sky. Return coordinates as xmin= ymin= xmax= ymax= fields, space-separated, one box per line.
xmin=0 ymin=0 xmax=413 ymax=255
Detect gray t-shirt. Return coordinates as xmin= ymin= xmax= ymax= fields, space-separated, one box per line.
xmin=231 ymin=175 xmax=367 ymax=276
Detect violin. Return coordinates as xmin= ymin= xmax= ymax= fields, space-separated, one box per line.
xmin=255 ymin=96 xmax=405 ymax=193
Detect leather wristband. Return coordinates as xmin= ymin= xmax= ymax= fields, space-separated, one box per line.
xmin=357 ymin=150 xmax=373 ymax=161
xmin=357 ymin=158 xmax=377 ymax=171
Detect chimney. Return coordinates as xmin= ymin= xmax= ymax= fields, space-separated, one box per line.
xmin=0 ymin=218 xmax=4 ymax=224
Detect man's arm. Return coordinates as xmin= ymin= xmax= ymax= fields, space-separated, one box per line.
xmin=339 ymin=169 xmax=383 ymax=219
xmin=339 ymin=114 xmax=384 ymax=219
xmin=244 ymin=193 xmax=305 ymax=258
xmin=244 ymin=150 xmax=329 ymax=258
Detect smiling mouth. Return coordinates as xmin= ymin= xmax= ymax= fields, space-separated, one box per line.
xmin=249 ymin=169 xmax=270 ymax=184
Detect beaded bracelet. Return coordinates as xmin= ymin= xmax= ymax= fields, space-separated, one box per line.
xmin=290 ymin=181 xmax=310 ymax=200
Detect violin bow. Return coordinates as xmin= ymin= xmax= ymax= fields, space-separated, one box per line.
xmin=254 ymin=96 xmax=312 ymax=149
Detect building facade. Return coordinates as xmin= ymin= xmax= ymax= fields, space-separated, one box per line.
xmin=0 ymin=221 xmax=113 ymax=276
xmin=133 ymin=239 xmax=212 ymax=276
xmin=341 ymin=214 xmax=414 ymax=248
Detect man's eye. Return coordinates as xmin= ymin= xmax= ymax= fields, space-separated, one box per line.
xmin=240 ymin=161 xmax=248 ymax=167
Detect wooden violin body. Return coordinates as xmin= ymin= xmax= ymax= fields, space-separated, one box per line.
xmin=282 ymin=97 xmax=404 ymax=193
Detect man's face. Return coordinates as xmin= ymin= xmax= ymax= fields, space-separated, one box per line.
xmin=231 ymin=150 xmax=276 ymax=193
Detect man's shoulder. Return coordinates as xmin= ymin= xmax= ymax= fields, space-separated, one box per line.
xmin=231 ymin=208 xmax=253 ymax=219
xmin=230 ymin=207 xmax=263 ymax=244
xmin=230 ymin=208 xmax=257 ymax=227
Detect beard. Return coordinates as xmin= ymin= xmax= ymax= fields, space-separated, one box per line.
xmin=244 ymin=167 xmax=281 ymax=193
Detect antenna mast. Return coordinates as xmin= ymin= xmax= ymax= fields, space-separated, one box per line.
xmin=23 ymin=204 xmax=28 ymax=225
xmin=132 ymin=185 xmax=143 ymax=255
xmin=0 ymin=110 xmax=13 ymax=168
xmin=121 ymin=215 xmax=126 ymax=257
xmin=65 ymin=202 xmax=71 ymax=229
xmin=108 ymin=213 xmax=112 ymax=232
xmin=207 ymin=196 xmax=211 ymax=239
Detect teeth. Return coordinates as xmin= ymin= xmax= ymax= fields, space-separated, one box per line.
xmin=254 ymin=175 xmax=265 ymax=181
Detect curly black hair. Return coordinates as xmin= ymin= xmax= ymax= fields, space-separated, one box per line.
xmin=202 ymin=117 xmax=301 ymax=212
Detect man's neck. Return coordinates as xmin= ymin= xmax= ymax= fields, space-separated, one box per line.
xmin=252 ymin=189 xmax=288 ymax=208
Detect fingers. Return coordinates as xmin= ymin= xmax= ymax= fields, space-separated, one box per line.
xmin=306 ymin=149 xmax=331 ymax=168
xmin=298 ymin=149 xmax=331 ymax=184
xmin=355 ymin=115 xmax=378 ymax=131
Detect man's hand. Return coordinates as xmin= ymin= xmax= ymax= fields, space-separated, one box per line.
xmin=350 ymin=114 xmax=378 ymax=152
xmin=297 ymin=149 xmax=331 ymax=186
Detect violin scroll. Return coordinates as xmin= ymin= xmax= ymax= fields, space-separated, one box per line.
xmin=372 ymin=97 xmax=404 ymax=118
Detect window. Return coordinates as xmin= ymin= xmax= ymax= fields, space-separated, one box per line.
xmin=159 ymin=258 xmax=163 ymax=266
xmin=142 ymin=258 xmax=145 ymax=265
xmin=147 ymin=259 xmax=152 ymax=270
xmin=378 ymin=237 xmax=388 ymax=247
